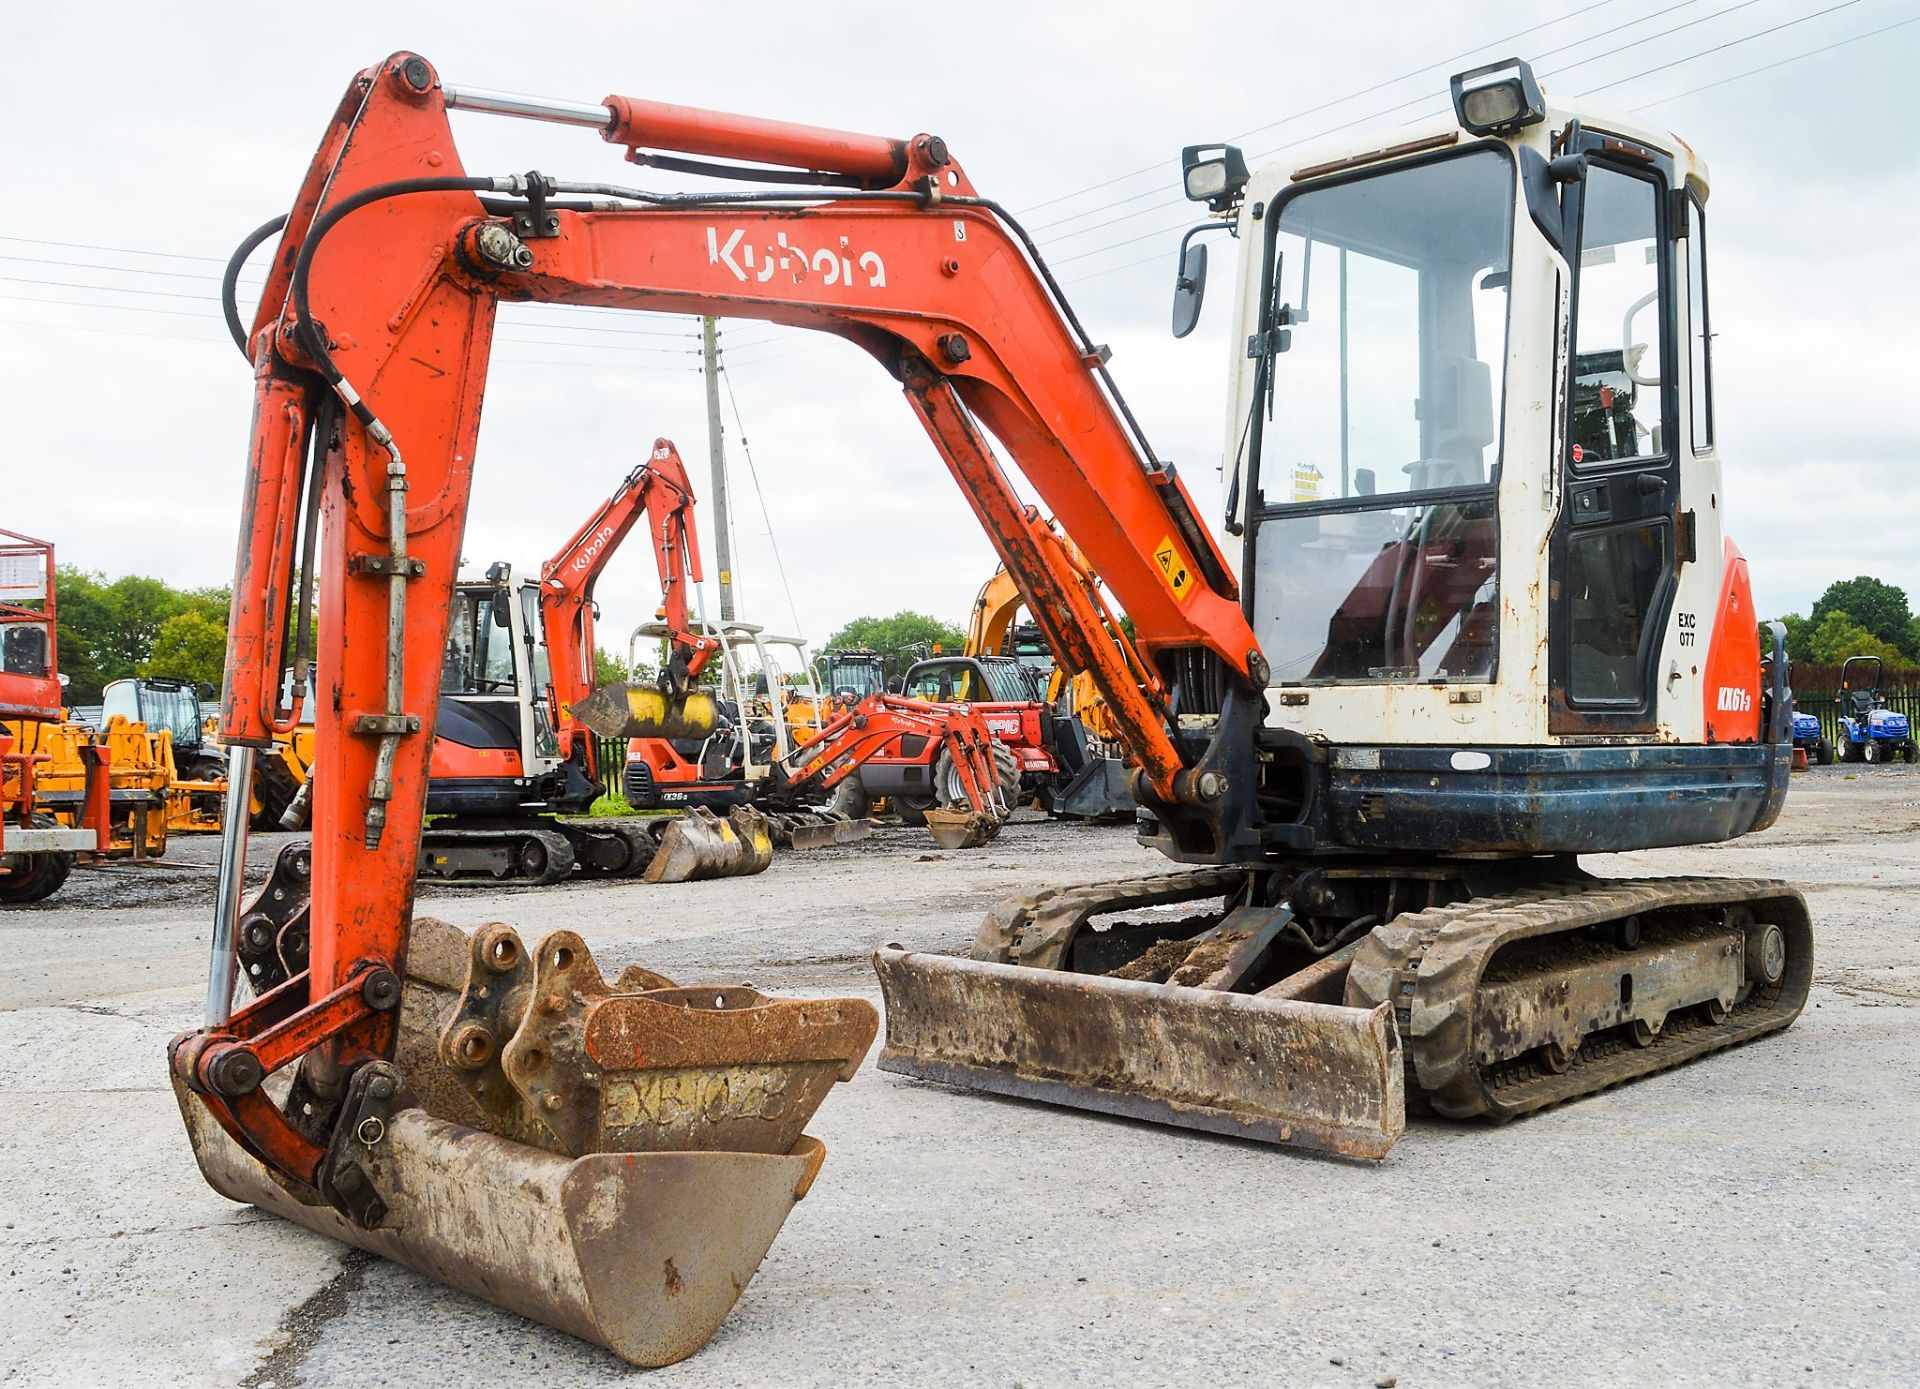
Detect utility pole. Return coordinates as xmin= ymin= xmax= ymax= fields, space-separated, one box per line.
xmin=701 ymin=316 xmax=736 ymax=621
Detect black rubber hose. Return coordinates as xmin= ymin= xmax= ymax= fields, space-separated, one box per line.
xmin=222 ymin=214 xmax=290 ymax=357
xmin=288 ymin=175 xmax=504 ymax=425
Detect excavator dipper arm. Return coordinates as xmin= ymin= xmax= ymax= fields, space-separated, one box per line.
xmin=538 ymin=437 xmax=715 ymax=764
xmin=182 ymin=51 xmax=1263 ymax=1253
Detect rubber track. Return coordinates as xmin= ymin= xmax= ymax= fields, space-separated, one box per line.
xmin=1347 ymin=876 xmax=1814 ymax=1122
xmin=416 ymin=826 xmax=577 ymax=886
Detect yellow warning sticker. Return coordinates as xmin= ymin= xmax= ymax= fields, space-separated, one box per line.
xmin=1152 ymin=534 xmax=1195 ymax=603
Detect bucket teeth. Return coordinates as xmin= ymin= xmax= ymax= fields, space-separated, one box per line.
xmin=644 ymin=805 xmax=774 ymax=882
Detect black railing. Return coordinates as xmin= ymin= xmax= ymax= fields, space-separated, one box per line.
xmin=595 ymin=735 xmax=628 ymax=799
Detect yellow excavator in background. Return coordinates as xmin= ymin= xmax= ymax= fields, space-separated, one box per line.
xmin=966 ymin=526 xmax=1132 ymax=819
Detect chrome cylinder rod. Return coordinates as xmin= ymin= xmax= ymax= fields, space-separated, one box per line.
xmin=443 ymin=85 xmax=611 ymax=129
xmin=206 ymin=744 xmax=255 ymax=1027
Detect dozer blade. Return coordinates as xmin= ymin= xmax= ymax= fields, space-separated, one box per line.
xmin=872 ymin=948 xmax=1405 ymax=1160
xmin=644 ymin=805 xmax=773 ymax=882
xmin=923 ymin=807 xmax=1000 ymax=850
xmin=178 ymin=919 xmax=878 ymax=1367
xmin=765 ymin=810 xmax=871 ymax=852
xmin=570 ymin=682 xmax=721 ymax=741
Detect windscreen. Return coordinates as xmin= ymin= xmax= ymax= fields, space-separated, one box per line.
xmin=442 ymin=590 xmax=517 ymax=696
xmin=1248 ymin=147 xmax=1512 ymax=685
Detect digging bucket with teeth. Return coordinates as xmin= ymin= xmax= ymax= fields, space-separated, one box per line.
xmin=644 ymin=805 xmax=774 ymax=882
xmin=176 ymin=918 xmax=876 ymax=1367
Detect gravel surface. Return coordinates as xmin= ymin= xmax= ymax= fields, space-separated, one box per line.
xmin=3 ymin=767 xmax=1917 ymax=1386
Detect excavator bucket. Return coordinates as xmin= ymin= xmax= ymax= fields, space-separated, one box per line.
xmin=870 ymin=871 xmax=1405 ymax=1159
xmin=570 ymin=681 xmax=721 ymax=741
xmin=177 ymin=918 xmax=877 ymax=1366
xmin=644 ymin=805 xmax=774 ymax=882
xmin=923 ymin=807 xmax=1000 ymax=850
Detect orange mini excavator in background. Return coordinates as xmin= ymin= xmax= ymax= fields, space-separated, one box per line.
xmin=411 ymin=436 xmax=772 ymax=884
xmin=177 ymin=53 xmax=1806 ymax=1363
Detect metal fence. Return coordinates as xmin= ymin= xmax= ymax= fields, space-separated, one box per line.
xmin=595 ymin=735 xmax=627 ymax=796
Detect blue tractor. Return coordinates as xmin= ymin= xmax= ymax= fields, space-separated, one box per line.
xmin=1791 ymin=708 xmax=1832 ymax=766
xmin=1835 ymin=656 xmax=1918 ymax=764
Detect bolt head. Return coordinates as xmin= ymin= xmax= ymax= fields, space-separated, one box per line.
xmin=207 ymin=1049 xmax=263 ymax=1097
xmin=367 ymin=1075 xmax=396 ymax=1101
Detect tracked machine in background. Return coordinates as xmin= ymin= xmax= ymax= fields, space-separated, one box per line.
xmin=173 ymin=53 xmax=1806 ymax=1365
xmin=0 ymin=530 xmax=110 ymax=903
xmin=965 ymin=535 xmax=1134 ymax=820
xmin=616 ymin=619 xmax=1010 ymax=849
xmin=415 ymin=438 xmax=771 ymax=884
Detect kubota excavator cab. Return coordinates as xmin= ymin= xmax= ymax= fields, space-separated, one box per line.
xmin=878 ymin=60 xmax=1808 ymax=1159
xmin=431 ymin=563 xmax=587 ymax=818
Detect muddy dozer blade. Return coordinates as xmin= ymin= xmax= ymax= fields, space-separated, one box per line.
xmin=767 ymin=810 xmax=871 ymax=851
xmin=872 ymin=948 xmax=1405 ymax=1160
xmin=924 ymin=807 xmax=1000 ymax=850
xmin=175 ymin=1085 xmax=826 ymax=1368
xmin=570 ymin=682 xmax=720 ymax=741
xmin=644 ymin=805 xmax=773 ymax=883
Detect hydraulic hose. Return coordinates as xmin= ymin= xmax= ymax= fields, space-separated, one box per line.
xmin=222 ymin=214 xmax=289 ymax=357
xmin=286 ymin=173 xmax=522 ymax=846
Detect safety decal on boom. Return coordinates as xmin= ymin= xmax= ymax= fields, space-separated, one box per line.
xmin=1152 ymin=535 xmax=1195 ymax=604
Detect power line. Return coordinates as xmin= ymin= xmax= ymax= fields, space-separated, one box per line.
xmin=0 ymin=291 xmax=221 ymax=320
xmin=0 ymin=315 xmax=227 ymax=346
xmin=1051 ymin=0 xmax=1855 ymax=281
xmin=1041 ymin=0 xmax=1773 ymax=267
xmin=715 ymin=352 xmax=806 ymax=636
xmin=1021 ymin=0 xmax=1629 ymax=222
xmin=1031 ymin=0 xmax=1711 ymax=243
xmin=1579 ymin=0 xmax=1866 ymax=95
xmin=1638 ymin=11 xmax=1920 ymax=104
xmin=0 ymin=234 xmax=231 ymax=264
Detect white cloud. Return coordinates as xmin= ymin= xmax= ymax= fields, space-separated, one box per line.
xmin=2 ymin=0 xmax=1914 ymax=650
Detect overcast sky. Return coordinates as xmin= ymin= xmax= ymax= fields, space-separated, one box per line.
xmin=4 ymin=0 xmax=1915 ymax=654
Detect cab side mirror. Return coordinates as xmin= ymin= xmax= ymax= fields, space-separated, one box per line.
xmin=489 ymin=590 xmax=512 ymax=628
xmin=1172 ymin=241 xmax=1208 ymax=339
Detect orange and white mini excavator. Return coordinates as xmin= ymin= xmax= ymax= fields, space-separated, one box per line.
xmin=175 ymin=53 xmax=1805 ymax=1364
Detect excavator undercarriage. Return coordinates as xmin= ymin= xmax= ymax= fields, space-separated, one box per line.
xmin=878 ymin=865 xmax=1810 ymax=1157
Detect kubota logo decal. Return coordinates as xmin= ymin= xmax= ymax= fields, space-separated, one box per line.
xmin=707 ymin=227 xmax=887 ymax=288
xmin=1716 ymin=686 xmax=1752 ymax=712
xmin=569 ymin=525 xmax=617 ymax=573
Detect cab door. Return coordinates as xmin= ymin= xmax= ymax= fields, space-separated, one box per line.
xmin=1549 ymin=139 xmax=1682 ymax=735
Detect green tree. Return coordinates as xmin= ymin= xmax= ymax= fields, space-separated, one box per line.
xmin=1806 ymin=609 xmax=1903 ymax=665
xmin=592 ymin=645 xmax=658 ymax=686
xmin=53 ymin=566 xmax=231 ymax=701
xmin=140 ymin=610 xmax=229 ymax=687
xmin=1767 ymin=612 xmax=1811 ymax=661
xmin=821 ymin=611 xmax=966 ymax=672
xmin=1810 ymin=577 xmax=1913 ymax=658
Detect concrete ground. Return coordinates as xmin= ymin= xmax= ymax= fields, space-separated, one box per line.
xmin=3 ymin=765 xmax=1917 ymax=1387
